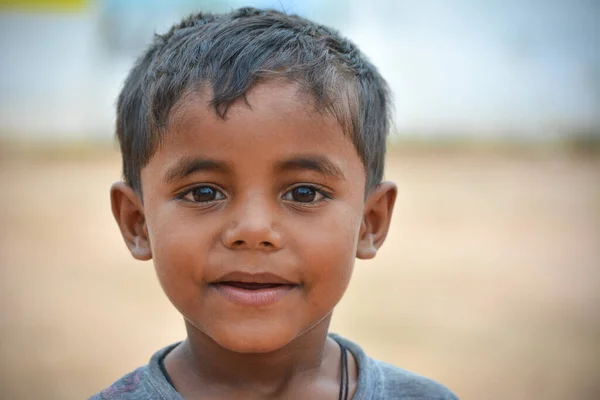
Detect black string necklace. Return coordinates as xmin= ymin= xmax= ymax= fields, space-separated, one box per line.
xmin=160 ymin=342 xmax=351 ymax=399
xmin=338 ymin=341 xmax=349 ymax=400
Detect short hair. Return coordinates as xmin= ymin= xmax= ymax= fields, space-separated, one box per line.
xmin=117 ymin=7 xmax=391 ymax=194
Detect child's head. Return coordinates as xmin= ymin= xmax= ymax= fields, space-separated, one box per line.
xmin=116 ymin=7 xmax=390 ymax=195
xmin=111 ymin=7 xmax=397 ymax=354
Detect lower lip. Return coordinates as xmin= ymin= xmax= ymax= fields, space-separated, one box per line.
xmin=212 ymin=284 xmax=297 ymax=307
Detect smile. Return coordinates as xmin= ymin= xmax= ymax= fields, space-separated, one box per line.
xmin=212 ymin=281 xmax=297 ymax=307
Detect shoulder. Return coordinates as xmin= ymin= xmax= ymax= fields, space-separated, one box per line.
xmin=89 ymin=343 xmax=181 ymax=400
xmin=330 ymin=334 xmax=459 ymax=400
xmin=90 ymin=368 xmax=144 ymax=400
xmin=370 ymin=359 xmax=459 ymax=400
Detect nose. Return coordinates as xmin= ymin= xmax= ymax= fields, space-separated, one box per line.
xmin=221 ymin=195 xmax=282 ymax=251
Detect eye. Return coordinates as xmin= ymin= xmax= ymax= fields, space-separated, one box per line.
xmin=282 ymin=185 xmax=331 ymax=203
xmin=181 ymin=186 xmax=225 ymax=203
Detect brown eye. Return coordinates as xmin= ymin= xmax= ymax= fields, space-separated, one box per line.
xmin=182 ymin=186 xmax=225 ymax=203
xmin=282 ymin=185 xmax=329 ymax=204
xmin=291 ymin=186 xmax=316 ymax=202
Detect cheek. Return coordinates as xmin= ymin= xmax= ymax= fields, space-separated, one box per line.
xmin=146 ymin=208 xmax=219 ymax=288
xmin=295 ymin=207 xmax=362 ymax=301
xmin=146 ymin=211 xmax=222 ymax=323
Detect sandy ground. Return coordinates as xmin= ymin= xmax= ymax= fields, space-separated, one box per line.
xmin=0 ymin=146 xmax=599 ymax=399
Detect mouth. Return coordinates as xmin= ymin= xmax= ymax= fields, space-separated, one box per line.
xmin=214 ymin=271 xmax=296 ymax=286
xmin=218 ymin=281 xmax=293 ymax=290
xmin=211 ymin=274 xmax=298 ymax=307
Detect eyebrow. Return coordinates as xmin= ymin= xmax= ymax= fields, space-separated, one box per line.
xmin=164 ymin=157 xmax=230 ymax=184
xmin=275 ymin=156 xmax=346 ymax=180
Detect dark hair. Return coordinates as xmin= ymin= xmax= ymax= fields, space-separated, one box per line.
xmin=117 ymin=7 xmax=391 ymax=194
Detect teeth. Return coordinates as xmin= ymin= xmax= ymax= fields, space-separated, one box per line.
xmin=222 ymin=281 xmax=283 ymax=290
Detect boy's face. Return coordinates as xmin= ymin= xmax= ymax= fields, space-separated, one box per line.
xmin=111 ymin=82 xmax=396 ymax=353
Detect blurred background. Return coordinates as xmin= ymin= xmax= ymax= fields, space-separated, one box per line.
xmin=0 ymin=0 xmax=598 ymax=399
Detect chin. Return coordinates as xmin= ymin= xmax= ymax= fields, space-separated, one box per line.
xmin=210 ymin=322 xmax=298 ymax=354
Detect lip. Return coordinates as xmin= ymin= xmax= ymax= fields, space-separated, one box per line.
xmin=214 ymin=271 xmax=296 ymax=285
xmin=212 ymin=283 xmax=297 ymax=307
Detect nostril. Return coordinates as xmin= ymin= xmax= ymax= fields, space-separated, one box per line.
xmin=233 ymin=240 xmax=245 ymax=247
xmin=260 ymin=241 xmax=273 ymax=248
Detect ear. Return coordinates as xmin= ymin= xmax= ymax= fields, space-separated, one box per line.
xmin=110 ymin=181 xmax=152 ymax=261
xmin=356 ymin=181 xmax=397 ymax=260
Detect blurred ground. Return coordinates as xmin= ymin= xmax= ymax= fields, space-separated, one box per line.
xmin=0 ymin=144 xmax=599 ymax=399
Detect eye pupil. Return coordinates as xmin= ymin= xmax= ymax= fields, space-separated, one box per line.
xmin=292 ymin=186 xmax=316 ymax=202
xmin=192 ymin=186 xmax=216 ymax=202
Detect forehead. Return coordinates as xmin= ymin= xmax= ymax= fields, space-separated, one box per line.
xmin=145 ymin=82 xmax=365 ymax=181
xmin=157 ymin=81 xmax=362 ymax=164
xmin=168 ymin=81 xmax=342 ymax=145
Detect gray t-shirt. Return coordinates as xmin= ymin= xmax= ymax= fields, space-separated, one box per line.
xmin=90 ymin=334 xmax=458 ymax=399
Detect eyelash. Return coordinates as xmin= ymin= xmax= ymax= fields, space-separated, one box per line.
xmin=177 ymin=184 xmax=333 ymax=205
xmin=282 ymin=184 xmax=333 ymax=205
xmin=178 ymin=185 xmax=225 ymax=204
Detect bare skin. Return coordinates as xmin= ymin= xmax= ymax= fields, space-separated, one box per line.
xmin=111 ymin=81 xmax=396 ymax=399
xmin=165 ymin=320 xmax=358 ymax=399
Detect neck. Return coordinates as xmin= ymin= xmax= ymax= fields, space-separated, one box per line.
xmin=166 ymin=315 xmax=339 ymax=397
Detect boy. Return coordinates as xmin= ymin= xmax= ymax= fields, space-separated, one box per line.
xmin=93 ymin=7 xmax=458 ymax=400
